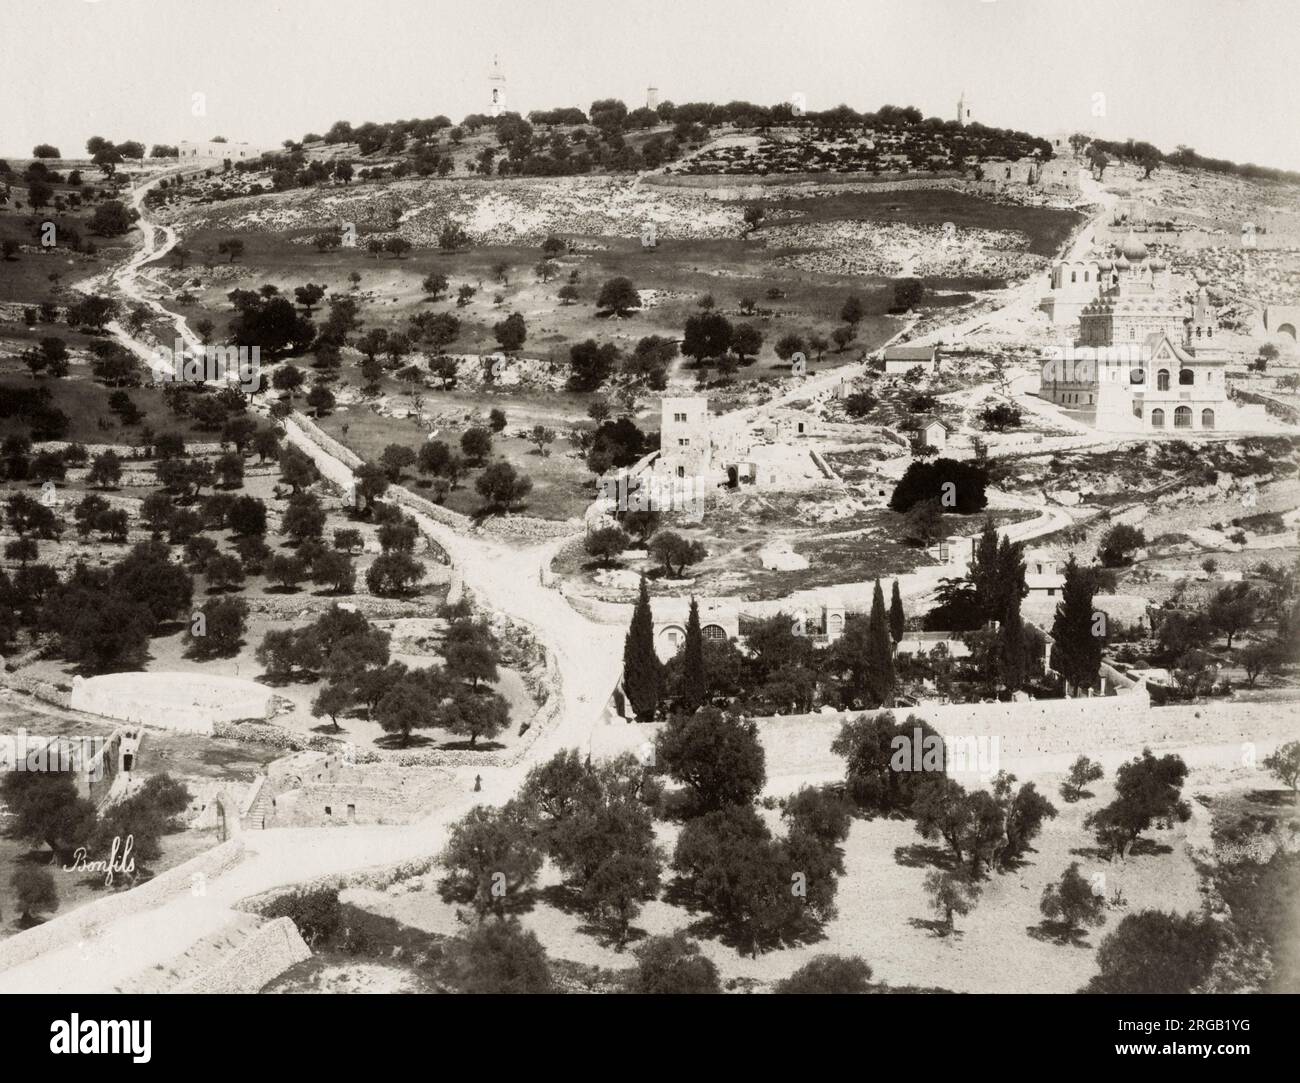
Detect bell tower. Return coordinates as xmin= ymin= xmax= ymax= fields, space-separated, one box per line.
xmin=488 ymin=56 xmax=506 ymax=118
xmin=957 ymin=90 xmax=972 ymax=126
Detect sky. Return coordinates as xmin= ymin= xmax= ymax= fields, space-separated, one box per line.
xmin=2 ymin=0 xmax=1298 ymax=170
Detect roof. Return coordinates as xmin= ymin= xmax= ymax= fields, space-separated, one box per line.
xmin=883 ymin=345 xmax=938 ymax=361
xmin=918 ymin=415 xmax=953 ymax=432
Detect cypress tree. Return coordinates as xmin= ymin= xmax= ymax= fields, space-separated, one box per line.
xmin=889 ymin=580 xmax=905 ymax=644
xmin=1050 ymin=556 xmax=1102 ymax=696
xmin=970 ymin=518 xmax=1001 ymax=622
xmin=1000 ymin=608 xmax=1027 ymax=693
xmin=623 ymin=576 xmax=663 ymax=722
xmin=680 ymin=596 xmax=708 ymax=714
xmin=996 ymin=536 xmax=1027 ymax=622
xmin=865 ymin=579 xmax=896 ymax=707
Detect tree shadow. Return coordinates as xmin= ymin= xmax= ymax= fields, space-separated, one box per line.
xmin=1027 ymin=920 xmax=1094 ymax=948
xmin=1244 ymin=788 xmax=1296 ymax=808
xmin=435 ymin=877 xmax=540 ymax=917
xmin=893 ymin=842 xmax=953 ymax=870
xmin=907 ymin=916 xmax=961 ymax=939
xmin=1128 ymin=837 xmax=1173 ymax=858
xmin=435 ymin=738 xmax=506 ymax=752
xmin=373 ymin=732 xmax=439 ymax=751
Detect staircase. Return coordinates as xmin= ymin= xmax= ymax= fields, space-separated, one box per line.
xmin=239 ymin=777 xmax=273 ymax=831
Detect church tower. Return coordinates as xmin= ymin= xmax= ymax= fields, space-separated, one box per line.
xmin=488 ymin=56 xmax=506 ymax=118
xmin=647 ymin=86 xmax=659 ymax=111
xmin=1186 ymin=275 xmax=1219 ymax=346
xmin=957 ymin=91 xmax=972 ymax=126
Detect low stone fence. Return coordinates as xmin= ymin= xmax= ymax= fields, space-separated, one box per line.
xmin=289 ymin=411 xmax=582 ymax=544
xmin=68 ymin=672 xmax=276 ymax=734
xmin=177 ymin=916 xmax=310 ymax=993
xmin=237 ymin=854 xmax=438 ymax=915
xmin=0 ymin=670 xmax=71 ymax=708
xmin=590 ymin=696 xmax=1300 ymax=777
xmin=0 ymin=838 xmax=246 ymax=977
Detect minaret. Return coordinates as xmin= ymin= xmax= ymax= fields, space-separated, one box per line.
xmin=957 ymin=91 xmax=971 ymax=126
xmin=488 ymin=56 xmax=506 ymax=118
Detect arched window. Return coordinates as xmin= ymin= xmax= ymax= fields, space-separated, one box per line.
xmin=1201 ymin=408 xmax=1215 ymax=430
xmin=702 ymin=624 xmax=727 ymax=641
xmin=1130 ymin=368 xmax=1145 ymax=384
xmin=1156 ymin=369 xmax=1170 ymax=390
xmin=1179 ymin=368 xmax=1194 ymax=385
xmin=1070 ymin=271 xmax=1077 ymax=283
xmin=1151 ymin=408 xmax=1165 ymax=428
xmin=1174 ymin=405 xmax=1192 ymax=428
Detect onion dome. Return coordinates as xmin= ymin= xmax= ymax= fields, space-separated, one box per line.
xmin=1120 ymin=230 xmax=1148 ymax=261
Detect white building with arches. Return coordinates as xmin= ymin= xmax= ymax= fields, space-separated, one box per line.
xmin=651 ymin=596 xmax=739 ymax=662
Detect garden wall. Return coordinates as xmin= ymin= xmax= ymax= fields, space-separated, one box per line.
xmin=177 ymin=917 xmax=310 ymax=993
xmin=68 ymin=672 xmax=275 ymax=733
xmin=589 ymin=696 xmax=1300 ymax=779
xmin=0 ymin=838 xmax=245 ymax=977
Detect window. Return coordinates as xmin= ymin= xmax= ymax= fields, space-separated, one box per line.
xmin=675 ymin=466 xmax=685 ymax=478
xmin=1179 ymin=368 xmax=1194 ymax=385
xmin=1130 ymin=368 xmax=1145 ymax=384
xmin=674 ymin=412 xmax=687 ymax=422
xmin=1070 ymin=271 xmax=1077 ymax=283
xmin=325 ymin=806 xmax=332 ymax=816
xmin=1174 ymin=405 xmax=1191 ymax=428
xmin=678 ymin=438 xmax=689 ymax=446
xmin=1151 ymin=408 xmax=1165 ymax=428
xmin=1201 ymin=408 xmax=1215 ymax=429
xmin=702 ymin=624 xmax=727 ymax=641
xmin=1156 ymin=369 xmax=1170 ymax=390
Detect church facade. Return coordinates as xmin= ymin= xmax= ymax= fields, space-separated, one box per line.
xmin=1040 ymin=234 xmax=1267 ymax=432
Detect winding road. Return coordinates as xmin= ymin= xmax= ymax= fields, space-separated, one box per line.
xmin=0 ymin=163 xmax=1117 ymax=991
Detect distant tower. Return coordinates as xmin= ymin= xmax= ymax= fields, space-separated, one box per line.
xmin=647 ymin=86 xmax=659 ymax=111
xmin=957 ymin=90 xmax=972 ymax=126
xmin=1187 ymin=274 xmax=1219 ymax=344
xmin=488 ymin=56 xmax=506 ymax=118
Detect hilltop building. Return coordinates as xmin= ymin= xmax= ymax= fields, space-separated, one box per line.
xmin=957 ymin=91 xmax=973 ymax=127
xmin=177 ymin=140 xmax=279 ymax=163
xmin=488 ymin=56 xmax=507 ymax=118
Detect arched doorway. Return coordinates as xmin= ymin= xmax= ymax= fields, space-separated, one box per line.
xmin=1278 ymin=323 xmax=1296 ymax=340
xmin=1201 ymin=408 xmax=1215 ymax=430
xmin=1150 ymin=408 xmax=1165 ymax=428
xmin=1174 ymin=405 xmax=1192 ymax=428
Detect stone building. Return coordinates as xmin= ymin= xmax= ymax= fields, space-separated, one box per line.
xmin=883 ymin=344 xmax=939 ymax=374
xmin=177 ymin=140 xmax=279 ymax=163
xmin=790 ymin=601 xmax=847 ymax=644
xmin=1040 ymin=236 xmax=1269 ymax=432
xmin=261 ymin=750 xmax=455 ymax=827
xmin=650 ymin=596 xmax=739 ymax=662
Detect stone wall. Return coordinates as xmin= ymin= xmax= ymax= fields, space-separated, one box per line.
xmin=177 ymin=917 xmax=310 ymax=993
xmin=590 ymin=697 xmax=1300 ymax=778
xmin=237 ymin=854 xmax=438 ymax=915
xmin=0 ymin=839 xmax=245 ymax=977
xmin=288 ymin=411 xmax=582 ymax=543
xmin=68 ymin=672 xmax=275 ymax=733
